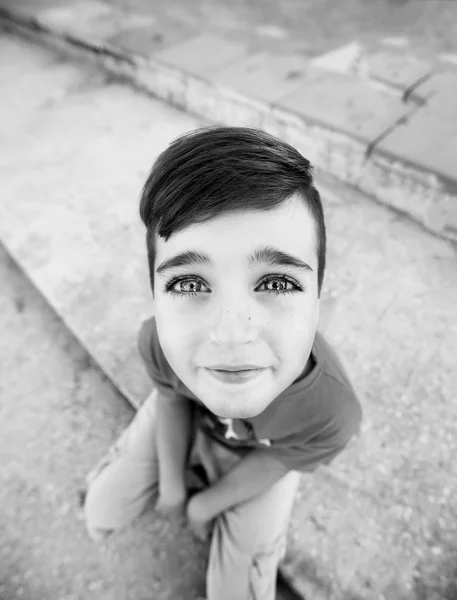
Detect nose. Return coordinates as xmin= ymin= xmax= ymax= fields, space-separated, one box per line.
xmin=208 ymin=295 xmax=257 ymax=347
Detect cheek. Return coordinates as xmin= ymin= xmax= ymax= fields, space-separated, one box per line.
xmin=155 ymin=310 xmax=181 ymax=353
xmin=155 ymin=293 xmax=194 ymax=326
xmin=262 ymin=306 xmax=304 ymax=349
xmin=155 ymin=295 xmax=204 ymax=330
xmin=155 ymin=308 xmax=198 ymax=366
xmin=270 ymin=296 xmax=315 ymax=327
xmin=272 ymin=299 xmax=318 ymax=345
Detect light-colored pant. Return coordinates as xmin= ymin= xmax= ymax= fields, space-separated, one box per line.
xmin=84 ymin=390 xmax=301 ymax=600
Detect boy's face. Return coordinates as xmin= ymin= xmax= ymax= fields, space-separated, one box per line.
xmin=153 ymin=194 xmax=320 ymax=419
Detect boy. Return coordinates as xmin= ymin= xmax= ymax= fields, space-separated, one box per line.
xmin=84 ymin=127 xmax=362 ymax=600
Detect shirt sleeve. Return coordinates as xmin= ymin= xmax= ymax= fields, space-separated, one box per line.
xmin=267 ymin=389 xmax=362 ymax=473
xmin=137 ymin=317 xmax=176 ymax=398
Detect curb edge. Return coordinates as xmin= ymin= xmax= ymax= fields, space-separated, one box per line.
xmin=1 ymin=6 xmax=456 ymax=245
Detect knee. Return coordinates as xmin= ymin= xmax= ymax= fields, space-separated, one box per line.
xmin=207 ymin=538 xmax=285 ymax=600
xmin=82 ymin=458 xmax=136 ymax=541
xmin=83 ymin=479 xmax=119 ymax=542
xmin=207 ymin=514 xmax=286 ymax=600
xmin=82 ymin=455 xmax=156 ymax=541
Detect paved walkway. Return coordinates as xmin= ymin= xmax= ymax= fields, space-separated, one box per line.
xmin=1 ymin=28 xmax=457 ymax=599
xmin=1 ymin=0 xmax=457 ymax=243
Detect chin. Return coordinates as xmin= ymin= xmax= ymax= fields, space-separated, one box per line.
xmin=208 ymin=398 xmax=270 ymax=420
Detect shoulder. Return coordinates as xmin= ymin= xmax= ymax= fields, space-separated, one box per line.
xmin=311 ymin=332 xmax=363 ymax=442
xmin=313 ymin=331 xmax=355 ymax=390
xmin=264 ymin=367 xmax=362 ymax=472
xmin=138 ymin=316 xmax=160 ymax=364
xmin=137 ymin=316 xmax=177 ymax=388
xmin=314 ymin=374 xmax=362 ymax=446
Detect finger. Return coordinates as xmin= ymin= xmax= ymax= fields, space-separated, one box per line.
xmin=156 ymin=501 xmax=186 ymax=519
xmin=193 ymin=524 xmax=211 ymax=542
xmin=189 ymin=522 xmax=204 ymax=541
xmin=195 ymin=528 xmax=207 ymax=542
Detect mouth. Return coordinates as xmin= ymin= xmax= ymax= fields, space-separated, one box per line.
xmin=204 ymin=367 xmax=265 ymax=385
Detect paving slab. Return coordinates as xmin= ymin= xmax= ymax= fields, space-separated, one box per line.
xmin=213 ymin=53 xmax=324 ymax=104
xmin=2 ymin=34 xmax=457 ymax=600
xmin=364 ymin=49 xmax=434 ymax=93
xmin=106 ymin=18 xmax=197 ymax=58
xmin=155 ymin=33 xmax=251 ymax=77
xmin=279 ymin=72 xmax=415 ymax=143
xmin=411 ymin=71 xmax=457 ymax=111
xmin=372 ymin=103 xmax=457 ymax=235
xmin=310 ymin=41 xmax=364 ymax=76
xmin=38 ymin=1 xmax=121 ymax=43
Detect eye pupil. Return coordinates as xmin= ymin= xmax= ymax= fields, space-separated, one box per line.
xmin=182 ymin=281 xmax=198 ymax=292
xmin=269 ymin=279 xmax=285 ymax=291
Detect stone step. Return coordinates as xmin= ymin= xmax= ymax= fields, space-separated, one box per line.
xmin=1 ymin=0 xmax=457 ymax=243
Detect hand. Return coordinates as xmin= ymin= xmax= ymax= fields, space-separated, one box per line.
xmin=186 ymin=492 xmax=214 ymax=542
xmin=156 ymin=482 xmax=187 ymax=519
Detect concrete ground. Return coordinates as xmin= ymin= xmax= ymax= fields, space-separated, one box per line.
xmin=1 ymin=30 xmax=457 ymax=600
xmin=0 ymin=245 xmax=212 ymax=600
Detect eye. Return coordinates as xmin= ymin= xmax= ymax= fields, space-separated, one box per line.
xmin=164 ymin=276 xmax=210 ymax=297
xmin=257 ymin=275 xmax=302 ymax=295
xmin=163 ymin=274 xmax=303 ymax=298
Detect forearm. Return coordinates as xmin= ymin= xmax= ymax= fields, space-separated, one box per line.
xmin=156 ymin=394 xmax=193 ymax=492
xmin=197 ymin=450 xmax=290 ymax=519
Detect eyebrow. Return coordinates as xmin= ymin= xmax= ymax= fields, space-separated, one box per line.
xmin=156 ymin=245 xmax=313 ymax=275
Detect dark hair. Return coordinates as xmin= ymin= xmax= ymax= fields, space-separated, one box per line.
xmin=139 ymin=126 xmax=326 ymax=295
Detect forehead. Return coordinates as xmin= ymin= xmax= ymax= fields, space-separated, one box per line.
xmin=155 ymin=195 xmax=318 ymax=268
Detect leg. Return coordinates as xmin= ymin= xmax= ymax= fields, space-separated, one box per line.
xmin=205 ymin=445 xmax=301 ymax=600
xmin=84 ymin=389 xmax=161 ymax=540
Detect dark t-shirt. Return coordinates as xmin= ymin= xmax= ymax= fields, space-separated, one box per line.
xmin=138 ymin=317 xmax=362 ymax=473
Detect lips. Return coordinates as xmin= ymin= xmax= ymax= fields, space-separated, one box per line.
xmin=206 ymin=364 xmax=263 ymax=371
xmin=204 ymin=367 xmax=265 ymax=385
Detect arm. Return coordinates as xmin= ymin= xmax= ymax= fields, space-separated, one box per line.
xmin=156 ymin=392 xmax=193 ymax=499
xmin=193 ymin=449 xmax=290 ymax=520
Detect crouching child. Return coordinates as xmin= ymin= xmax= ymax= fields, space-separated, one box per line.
xmin=83 ymin=126 xmax=363 ymax=600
